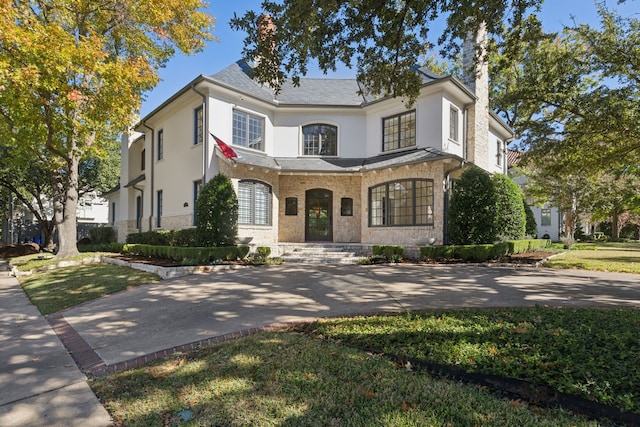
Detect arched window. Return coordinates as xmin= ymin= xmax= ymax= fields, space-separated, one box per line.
xmin=238 ymin=180 xmax=272 ymax=225
xmin=302 ymin=124 xmax=337 ymax=156
xmin=369 ymin=179 xmax=434 ymax=226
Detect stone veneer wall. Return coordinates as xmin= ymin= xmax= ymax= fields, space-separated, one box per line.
xmin=360 ymin=161 xmax=446 ymax=246
xmin=278 ymin=174 xmax=362 ymax=243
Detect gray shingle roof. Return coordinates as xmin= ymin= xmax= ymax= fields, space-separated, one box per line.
xmin=225 ymin=146 xmax=453 ymax=173
xmin=209 ymin=61 xmax=444 ymax=107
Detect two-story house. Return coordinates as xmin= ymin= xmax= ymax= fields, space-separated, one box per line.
xmin=108 ymin=31 xmax=513 ymax=250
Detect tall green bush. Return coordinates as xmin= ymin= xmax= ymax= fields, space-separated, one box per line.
xmin=89 ymin=226 xmax=116 ymax=244
xmin=492 ymin=174 xmax=526 ymax=240
xmin=523 ymin=199 xmax=537 ymax=237
xmin=195 ymin=173 xmax=238 ymax=247
xmin=448 ymin=167 xmax=497 ymax=244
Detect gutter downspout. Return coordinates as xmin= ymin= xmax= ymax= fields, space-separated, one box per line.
xmin=141 ymin=122 xmax=155 ymax=231
xmin=191 ymin=84 xmax=208 ymax=184
xmin=443 ymin=160 xmax=466 ymax=245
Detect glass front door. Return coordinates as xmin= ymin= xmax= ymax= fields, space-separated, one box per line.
xmin=305 ymin=189 xmax=333 ymax=241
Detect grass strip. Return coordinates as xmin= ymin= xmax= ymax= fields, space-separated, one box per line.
xmin=19 ymin=263 xmax=161 ymax=315
xmin=545 ymin=244 xmax=640 ymax=273
xmin=91 ymin=331 xmax=596 ymax=427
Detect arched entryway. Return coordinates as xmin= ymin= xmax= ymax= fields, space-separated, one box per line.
xmin=305 ymin=189 xmax=333 ymax=241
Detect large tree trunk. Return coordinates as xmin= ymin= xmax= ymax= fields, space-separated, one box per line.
xmin=54 ymin=155 xmax=80 ymax=259
xmin=611 ymin=209 xmax=621 ymax=240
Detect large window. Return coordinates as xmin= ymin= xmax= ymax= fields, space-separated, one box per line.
xmin=302 ymin=124 xmax=337 ymax=156
xmin=194 ymin=106 xmax=203 ymax=145
xmin=496 ymin=139 xmax=503 ymax=166
xmin=238 ymin=180 xmax=271 ymax=225
xmin=449 ymin=106 xmax=459 ymax=142
xmin=383 ymin=110 xmax=416 ymax=152
xmin=233 ymin=110 xmax=264 ymax=151
xmin=369 ymin=179 xmax=434 ymax=227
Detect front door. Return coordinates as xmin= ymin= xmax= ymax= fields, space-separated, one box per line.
xmin=305 ymin=189 xmax=333 ymax=241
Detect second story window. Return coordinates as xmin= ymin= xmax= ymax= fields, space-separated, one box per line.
xmin=233 ymin=110 xmax=264 ymax=151
xmin=496 ymin=139 xmax=503 ymax=166
xmin=194 ymin=106 xmax=203 ymax=145
xmin=157 ymin=129 xmax=164 ymax=160
xmin=302 ymin=124 xmax=337 ymax=156
xmin=383 ymin=110 xmax=416 ymax=152
xmin=141 ymin=148 xmax=146 ymax=171
xmin=449 ymin=106 xmax=459 ymax=142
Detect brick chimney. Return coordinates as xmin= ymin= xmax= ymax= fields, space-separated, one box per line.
xmin=462 ymin=23 xmax=490 ymax=171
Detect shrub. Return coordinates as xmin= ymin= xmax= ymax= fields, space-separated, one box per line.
xmin=170 ymin=228 xmax=199 ymax=247
xmin=523 ymin=199 xmax=537 ymax=237
xmin=89 ymin=226 xmax=117 ymax=244
xmin=122 ymin=244 xmax=249 ymax=264
xmin=448 ymin=167 xmax=497 ymax=245
xmin=257 ymin=246 xmax=271 ymax=258
xmin=492 ymin=174 xmax=526 ymax=240
xmin=126 ymin=231 xmax=170 ymax=246
xmin=195 ymin=173 xmax=238 ymax=247
xmin=78 ymin=243 xmax=124 ymax=253
xmin=373 ymin=245 xmax=404 ymax=262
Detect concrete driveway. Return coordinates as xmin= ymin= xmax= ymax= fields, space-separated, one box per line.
xmin=56 ymin=264 xmax=640 ymax=373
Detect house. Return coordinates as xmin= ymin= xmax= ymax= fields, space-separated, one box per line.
xmin=507 ymin=150 xmax=563 ymax=241
xmin=107 ymin=30 xmax=514 ymax=253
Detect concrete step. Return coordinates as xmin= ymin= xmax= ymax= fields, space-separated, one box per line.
xmin=280 ymin=245 xmax=361 ymax=265
xmin=279 ymin=255 xmax=361 ymax=265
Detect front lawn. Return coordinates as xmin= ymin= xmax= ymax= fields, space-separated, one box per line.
xmin=545 ymin=241 xmax=640 ymax=273
xmin=92 ymin=331 xmax=597 ymax=427
xmin=19 ymin=263 xmax=161 ymax=315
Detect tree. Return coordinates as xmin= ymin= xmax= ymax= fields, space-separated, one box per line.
xmin=523 ymin=199 xmax=538 ymax=238
xmin=0 ymin=0 xmax=214 ymax=258
xmin=492 ymin=174 xmax=526 ymax=240
xmin=448 ymin=167 xmax=497 ymax=245
xmin=587 ymin=169 xmax=640 ymax=239
xmin=231 ymin=0 xmax=545 ymax=105
xmin=492 ymin=4 xmax=640 ymax=173
xmin=195 ymin=174 xmax=238 ymax=247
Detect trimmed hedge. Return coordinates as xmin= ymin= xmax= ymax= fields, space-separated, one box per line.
xmin=122 ymin=244 xmax=250 ymax=264
xmin=372 ymin=245 xmax=404 ymax=261
xmin=78 ymin=243 xmax=124 ymax=253
xmin=420 ymin=239 xmax=550 ymax=262
xmin=126 ymin=229 xmax=199 ymax=247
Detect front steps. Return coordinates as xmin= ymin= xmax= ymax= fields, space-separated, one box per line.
xmin=279 ymin=244 xmax=362 ymax=265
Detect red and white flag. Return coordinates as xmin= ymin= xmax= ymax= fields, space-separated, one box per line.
xmin=211 ymin=133 xmax=238 ymax=159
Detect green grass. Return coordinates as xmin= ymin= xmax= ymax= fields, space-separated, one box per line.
xmin=19 ymin=263 xmax=160 ymax=315
xmin=545 ymin=241 xmax=640 ymax=273
xmin=10 ymin=252 xmax=116 ymax=271
xmin=92 ymin=331 xmax=597 ymax=427
xmin=301 ymin=307 xmax=640 ymax=413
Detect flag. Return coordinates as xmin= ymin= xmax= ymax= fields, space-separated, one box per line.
xmin=211 ymin=133 xmax=238 ymax=159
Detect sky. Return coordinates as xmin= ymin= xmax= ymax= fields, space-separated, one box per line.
xmin=140 ymin=0 xmax=639 ymax=117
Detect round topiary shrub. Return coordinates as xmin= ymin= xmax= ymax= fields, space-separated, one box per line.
xmin=492 ymin=174 xmax=526 ymax=240
xmin=448 ymin=166 xmax=497 ymax=245
xmin=195 ymin=173 xmax=238 ymax=247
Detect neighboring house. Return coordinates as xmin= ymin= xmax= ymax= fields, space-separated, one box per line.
xmin=508 ymin=150 xmax=563 ymax=241
xmin=107 ymin=31 xmax=513 ymax=248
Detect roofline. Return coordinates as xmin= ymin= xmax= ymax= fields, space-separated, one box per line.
xmin=135 ymin=75 xmax=206 ymax=126
xmin=489 ymin=110 xmax=515 ymax=137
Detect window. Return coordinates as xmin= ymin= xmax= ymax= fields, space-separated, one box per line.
xmin=302 ymin=124 xmax=337 ymax=156
xmin=135 ymin=196 xmax=142 ymax=230
xmin=341 ymin=198 xmax=353 ymax=216
xmin=383 ymin=110 xmax=416 ymax=151
xmin=285 ymin=197 xmax=298 ymax=215
xmin=157 ymin=129 xmax=164 ymax=160
xmin=541 ymin=208 xmax=552 ymax=226
xmin=141 ymin=148 xmax=146 ymax=171
xmin=233 ymin=110 xmax=264 ymax=151
xmin=156 ymin=190 xmax=163 ymax=228
xmin=369 ymin=179 xmax=434 ymax=227
xmin=496 ymin=139 xmax=503 ymax=165
xmin=238 ymin=180 xmax=271 ymax=225
xmin=194 ymin=106 xmax=203 ymax=145
xmin=111 ymin=202 xmax=116 ymax=226
xmin=449 ymin=107 xmax=459 ymax=141
xmin=193 ymin=180 xmax=202 ymax=225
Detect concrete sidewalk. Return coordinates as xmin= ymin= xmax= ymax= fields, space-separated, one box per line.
xmin=57 ymin=264 xmax=640 ymax=374
xmin=0 ymin=261 xmax=111 ymax=427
